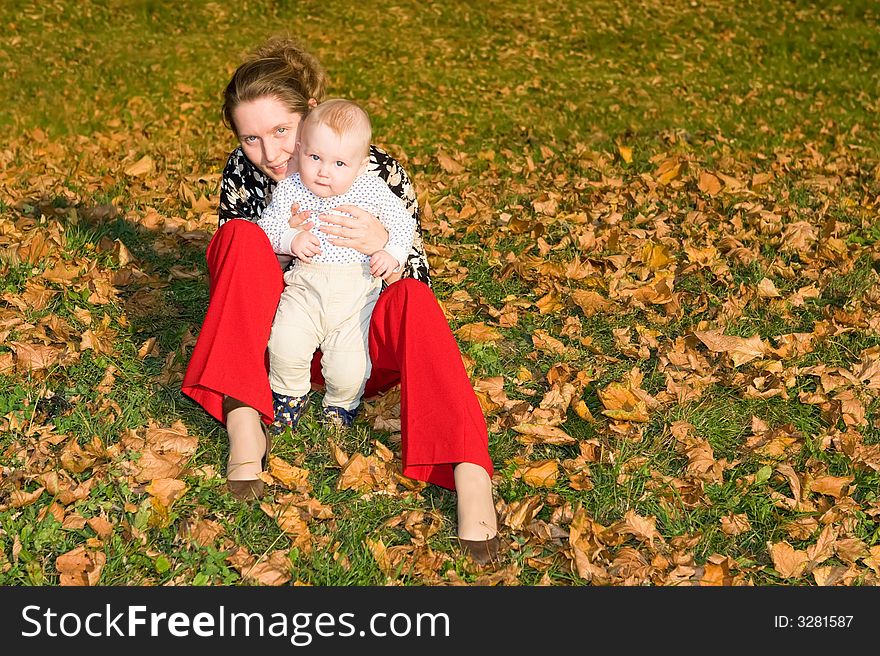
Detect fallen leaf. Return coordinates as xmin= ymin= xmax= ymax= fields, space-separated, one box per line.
xmin=768 ymin=541 xmax=809 ymax=579
xmin=56 ymin=546 xmax=106 ymax=586
xmin=145 ymin=478 xmax=187 ymax=507
xmin=455 ymin=322 xmax=502 ymax=343
xmin=124 ymin=155 xmax=154 ymax=177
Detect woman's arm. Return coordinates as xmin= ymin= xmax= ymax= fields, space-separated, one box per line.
xmin=319 ymin=204 xmax=390 ymax=255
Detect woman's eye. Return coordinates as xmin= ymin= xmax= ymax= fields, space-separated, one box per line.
xmin=242 ymin=136 xmax=257 ymax=144
xmin=277 ymin=127 xmax=287 ymax=134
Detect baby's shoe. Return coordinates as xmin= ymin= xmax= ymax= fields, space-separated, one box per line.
xmin=321 ymin=405 xmax=358 ymax=431
xmin=270 ymin=391 xmax=311 ymax=435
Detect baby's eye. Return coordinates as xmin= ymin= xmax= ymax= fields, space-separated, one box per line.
xmin=335 ymin=161 xmax=346 ymax=167
xmin=309 ymin=154 xmax=320 ymax=161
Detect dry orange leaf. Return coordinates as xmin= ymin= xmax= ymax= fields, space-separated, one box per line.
xmin=571 ymin=399 xmax=596 ymax=422
xmin=598 ymin=382 xmax=649 ymax=422
xmin=768 ymin=541 xmax=809 ymax=579
xmin=619 ymin=509 xmax=663 ymax=548
xmin=437 ymin=153 xmax=464 ymax=174
xmin=124 ymin=154 xmax=154 ymax=177
xmin=9 ymin=486 xmax=45 ymax=509
xmin=654 ymin=158 xmax=682 ymax=185
xmin=720 ymin=513 xmax=752 ymax=536
xmin=132 ymin=450 xmax=188 ymax=483
xmin=268 ymin=456 xmax=312 ymax=492
xmin=145 ymin=478 xmax=187 ymax=507
xmin=144 ymin=420 xmax=198 ymax=455
xmin=263 ymin=503 xmax=313 ymax=554
xmin=512 ymin=423 xmax=576 ymax=445
xmin=56 ymin=546 xmax=106 ymax=586
xmin=809 ymin=475 xmax=853 ymax=499
xmin=10 ymin=342 xmax=67 ymax=372
xmin=455 ymin=322 xmax=502 ymax=343
xmin=698 ymin=171 xmax=722 ymax=195
xmin=536 ymin=292 xmax=563 ymax=314
xmin=757 ymin=277 xmax=781 ymax=298
xmin=241 ymin=550 xmax=292 ymax=586
xmin=521 ymin=460 xmax=559 ymax=488
xmin=570 ymin=290 xmax=613 ymax=317
xmin=693 ymin=330 xmax=767 ymax=367
xmin=87 ymin=515 xmax=114 ymax=540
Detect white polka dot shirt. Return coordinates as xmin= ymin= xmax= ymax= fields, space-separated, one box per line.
xmin=257 ymin=173 xmax=415 ymax=267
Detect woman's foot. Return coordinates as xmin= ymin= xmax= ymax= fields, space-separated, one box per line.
xmin=454 ymin=462 xmax=499 ymax=565
xmin=224 ymin=396 xmax=270 ymax=501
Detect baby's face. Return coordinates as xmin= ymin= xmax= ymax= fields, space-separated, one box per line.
xmin=297 ymin=122 xmax=368 ymax=198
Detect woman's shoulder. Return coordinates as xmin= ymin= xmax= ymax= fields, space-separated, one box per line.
xmin=218 ymin=146 xmax=275 ymax=224
xmin=223 ymin=146 xmax=260 ymax=180
xmin=368 ymin=144 xmax=412 ymax=195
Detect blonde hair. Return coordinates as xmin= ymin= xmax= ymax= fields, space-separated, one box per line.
xmin=222 ymin=36 xmax=328 ymax=135
xmin=303 ymin=99 xmax=372 ymax=159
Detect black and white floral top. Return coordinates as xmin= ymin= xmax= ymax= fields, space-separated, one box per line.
xmin=218 ymin=145 xmax=431 ymax=286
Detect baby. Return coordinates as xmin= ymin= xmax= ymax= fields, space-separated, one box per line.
xmin=257 ymin=99 xmax=415 ymax=431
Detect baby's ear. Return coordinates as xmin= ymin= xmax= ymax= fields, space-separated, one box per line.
xmin=357 ymin=155 xmax=369 ymax=175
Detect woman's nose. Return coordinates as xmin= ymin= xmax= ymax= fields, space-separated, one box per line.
xmin=263 ymin=140 xmax=280 ymax=164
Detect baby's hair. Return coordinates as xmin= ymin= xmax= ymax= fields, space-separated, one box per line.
xmin=303 ymin=99 xmax=372 ymax=159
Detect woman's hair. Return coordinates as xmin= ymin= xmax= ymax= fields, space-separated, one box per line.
xmin=222 ymin=36 xmax=328 ymax=135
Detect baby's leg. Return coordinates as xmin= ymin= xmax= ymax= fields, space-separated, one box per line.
xmin=320 ymin=276 xmax=378 ymax=414
xmin=320 ymin=346 xmax=371 ymax=412
xmin=268 ymin=278 xmax=323 ymax=428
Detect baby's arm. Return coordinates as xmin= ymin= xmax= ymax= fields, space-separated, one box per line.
xmin=370 ymin=178 xmax=416 ymax=270
xmin=290 ymin=230 xmax=321 ymax=263
xmin=370 ymin=249 xmax=399 ymax=280
xmin=256 ymin=178 xmax=310 ymax=256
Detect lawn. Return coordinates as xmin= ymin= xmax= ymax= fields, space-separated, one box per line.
xmin=1 ymin=0 xmax=879 ymax=587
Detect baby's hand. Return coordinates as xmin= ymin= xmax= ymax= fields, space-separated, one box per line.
xmin=291 ymin=231 xmax=322 ymax=262
xmin=288 ymin=202 xmax=314 ymax=231
xmin=370 ymin=250 xmax=399 ymax=280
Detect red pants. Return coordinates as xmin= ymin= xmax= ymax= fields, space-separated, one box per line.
xmin=182 ymin=220 xmax=493 ymax=489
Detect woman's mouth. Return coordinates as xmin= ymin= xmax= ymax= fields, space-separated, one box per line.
xmin=267 ymin=160 xmax=289 ymax=176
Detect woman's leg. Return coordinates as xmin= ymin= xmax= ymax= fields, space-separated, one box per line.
xmin=181 ymin=220 xmax=283 ymax=488
xmin=366 ymin=279 xmax=497 ymax=544
xmin=182 ymin=220 xmax=283 ymax=423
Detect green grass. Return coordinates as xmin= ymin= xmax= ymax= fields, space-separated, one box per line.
xmin=1 ymin=0 xmax=879 ymax=587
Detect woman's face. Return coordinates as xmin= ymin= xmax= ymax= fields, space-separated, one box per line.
xmin=233 ymin=96 xmax=304 ymax=181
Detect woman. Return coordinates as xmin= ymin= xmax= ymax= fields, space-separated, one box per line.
xmin=181 ymin=37 xmax=498 ymax=564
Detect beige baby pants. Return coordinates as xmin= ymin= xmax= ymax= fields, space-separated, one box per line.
xmin=268 ymin=262 xmax=381 ymax=412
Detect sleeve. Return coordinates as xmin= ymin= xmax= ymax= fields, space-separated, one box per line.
xmin=217 ymin=147 xmax=275 ymax=225
xmin=256 ymin=178 xmax=301 ymax=255
xmin=368 ymin=146 xmax=431 ymax=286
xmin=372 ymin=179 xmax=415 ymax=268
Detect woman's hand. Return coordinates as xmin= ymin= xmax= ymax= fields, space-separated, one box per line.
xmin=288 ymin=202 xmax=314 ymax=232
xmin=318 ymin=204 xmax=389 ymax=256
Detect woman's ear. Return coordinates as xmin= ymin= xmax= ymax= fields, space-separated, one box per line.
xmin=308 ymin=97 xmax=318 ymax=108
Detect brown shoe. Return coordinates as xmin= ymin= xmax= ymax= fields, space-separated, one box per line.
xmin=458 ymin=535 xmax=500 ymax=566
xmin=223 ymin=397 xmax=272 ymax=502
